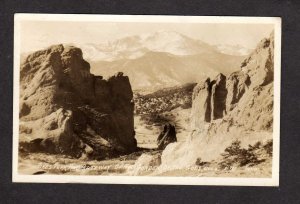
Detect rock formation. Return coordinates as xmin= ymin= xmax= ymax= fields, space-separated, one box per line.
xmin=191 ymin=73 xmax=227 ymax=128
xmin=225 ymin=71 xmax=251 ymax=112
xmin=157 ymin=124 xmax=177 ymax=150
xmin=161 ymin=31 xmax=275 ymax=167
xmin=190 ymin=78 xmax=212 ymax=128
xmin=190 ymin=31 xmax=274 ymax=132
xmin=211 ymin=73 xmax=227 ymax=120
xmin=19 ymin=45 xmax=136 ymax=158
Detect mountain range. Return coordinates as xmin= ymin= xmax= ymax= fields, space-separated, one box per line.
xmin=73 ymin=31 xmax=248 ymax=90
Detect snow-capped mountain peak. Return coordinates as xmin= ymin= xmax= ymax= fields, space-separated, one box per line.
xmin=142 ymin=30 xmax=209 ymax=55
xmin=77 ymin=30 xmax=217 ymax=62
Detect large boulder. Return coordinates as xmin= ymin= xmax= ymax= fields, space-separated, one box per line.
xmin=157 ymin=123 xmax=177 ymax=150
xmin=19 ymin=108 xmax=84 ymax=157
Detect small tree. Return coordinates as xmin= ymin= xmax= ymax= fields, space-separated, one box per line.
xmin=219 ymin=140 xmax=261 ymax=170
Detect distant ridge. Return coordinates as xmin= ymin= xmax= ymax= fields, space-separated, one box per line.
xmin=83 ymin=31 xmax=245 ymax=90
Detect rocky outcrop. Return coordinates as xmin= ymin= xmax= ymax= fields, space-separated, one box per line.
xmin=221 ymin=32 xmax=274 ymax=131
xmin=190 ymin=78 xmax=212 ymax=128
xmin=225 ymin=71 xmax=251 ymax=112
xmin=19 ymin=108 xmax=84 ymax=157
xmin=157 ymin=124 xmax=177 ymax=150
xmin=211 ymin=73 xmax=227 ymax=120
xmin=161 ymin=31 xmax=275 ymax=167
xmin=191 ymin=73 xmax=227 ymax=128
xmin=19 ymin=45 xmax=136 ymax=158
xmin=190 ymin=32 xmax=274 ymax=132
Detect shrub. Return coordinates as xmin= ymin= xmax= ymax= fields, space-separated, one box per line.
xmin=263 ymin=139 xmax=273 ymax=156
xmin=195 ymin=158 xmax=209 ymax=166
xmin=248 ymin=141 xmax=262 ymax=152
xmin=218 ymin=140 xmax=263 ymax=170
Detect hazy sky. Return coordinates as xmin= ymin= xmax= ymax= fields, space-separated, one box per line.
xmin=20 ymin=20 xmax=274 ymax=53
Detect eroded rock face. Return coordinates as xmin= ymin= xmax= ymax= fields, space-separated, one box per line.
xmin=223 ymin=32 xmax=274 ymax=131
xmin=19 ymin=108 xmax=84 ymax=157
xmin=211 ymin=73 xmax=227 ymax=120
xmin=191 ymin=78 xmax=212 ymax=128
xmin=191 ymin=73 xmax=227 ymax=127
xmin=225 ymin=71 xmax=251 ymax=112
xmin=19 ymin=45 xmax=136 ymax=157
xmin=190 ymin=32 xmax=274 ymax=132
xmin=160 ymin=31 xmax=275 ymax=168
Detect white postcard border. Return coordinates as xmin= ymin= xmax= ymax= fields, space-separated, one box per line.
xmin=13 ymin=14 xmax=281 ymax=186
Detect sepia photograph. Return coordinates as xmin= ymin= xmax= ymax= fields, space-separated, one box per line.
xmin=13 ymin=14 xmax=281 ymax=186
